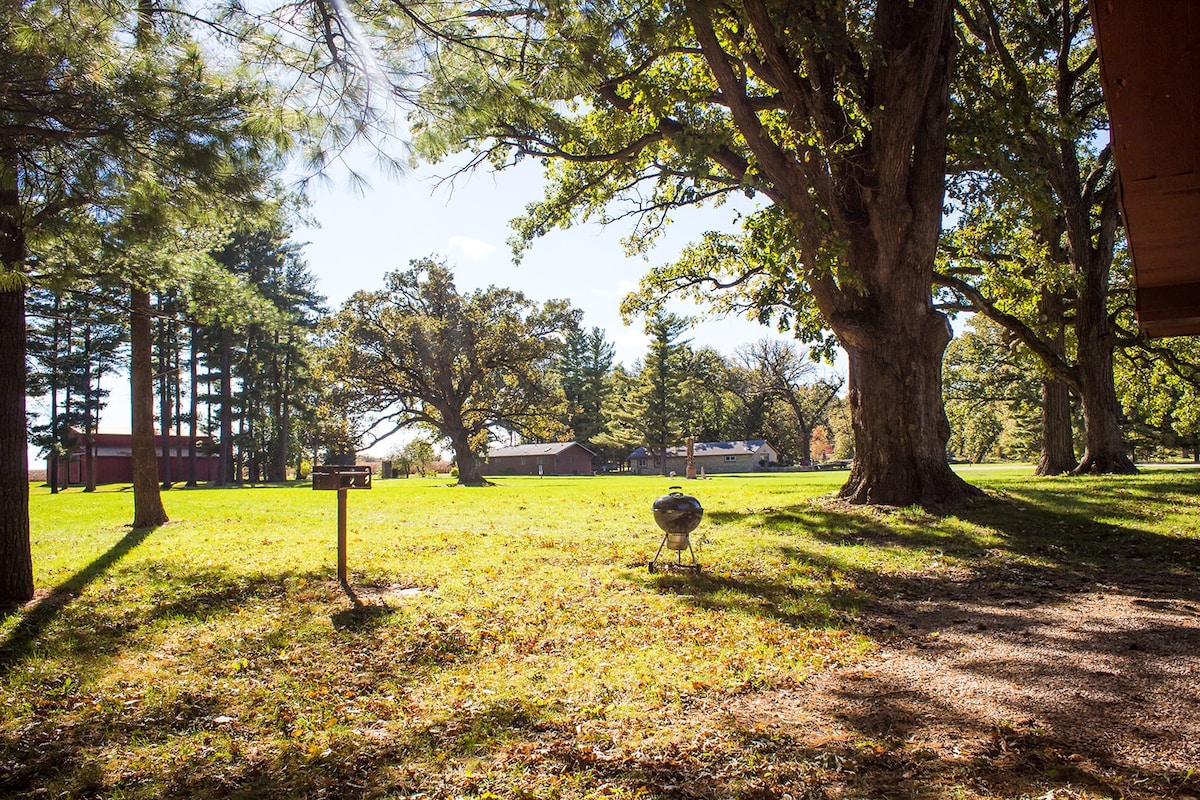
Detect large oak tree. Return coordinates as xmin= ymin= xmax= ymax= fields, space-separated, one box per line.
xmin=319 ymin=258 xmax=580 ymax=486
xmin=939 ymin=0 xmax=1134 ymax=475
xmin=405 ymin=0 xmax=980 ymax=505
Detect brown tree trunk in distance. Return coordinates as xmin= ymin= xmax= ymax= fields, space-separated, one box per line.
xmin=83 ymin=319 xmax=97 ymax=492
xmin=187 ymin=323 xmax=198 ymax=486
xmin=157 ymin=294 xmax=173 ymax=490
xmin=217 ymin=333 xmax=234 ymax=486
xmin=48 ymin=299 xmax=60 ymax=493
xmin=1074 ymin=331 xmax=1136 ymax=474
xmin=1067 ymin=193 xmax=1135 ymax=476
xmin=131 ymin=288 xmax=168 ymax=528
xmin=1037 ymin=377 xmax=1077 ymax=475
xmin=447 ymin=426 xmax=488 ymax=486
xmin=0 ymin=222 xmax=33 ymax=604
xmin=1035 ymin=291 xmax=1077 ymax=475
xmin=278 ymin=343 xmax=292 ymax=481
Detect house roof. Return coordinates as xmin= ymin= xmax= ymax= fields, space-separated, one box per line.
xmin=628 ymin=440 xmax=773 ymax=459
xmin=487 ymin=442 xmax=595 ymax=458
xmin=1091 ymin=0 xmax=1200 ymax=336
xmin=670 ymin=439 xmax=771 ymax=457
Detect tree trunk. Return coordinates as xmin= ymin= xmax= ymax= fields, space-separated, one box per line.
xmin=157 ymin=293 xmax=173 ymax=490
xmin=1036 ymin=377 xmax=1077 ymax=475
xmin=0 ymin=190 xmax=33 ymax=603
xmin=48 ymin=296 xmax=60 ymax=493
xmin=796 ymin=422 xmax=814 ymax=464
xmin=84 ymin=424 xmax=97 ymax=493
xmin=217 ymin=332 xmax=234 ymax=485
xmin=83 ymin=319 xmax=97 ymax=492
xmin=187 ymin=323 xmax=198 ymax=486
xmin=1069 ymin=198 xmax=1136 ymax=475
xmin=278 ymin=343 xmax=292 ymax=481
xmin=1033 ymin=289 xmax=1076 ymax=475
xmin=448 ymin=426 xmax=488 ymax=486
xmin=1074 ymin=325 xmax=1136 ymax=474
xmin=131 ymin=288 xmax=168 ymax=528
xmin=838 ymin=306 xmax=980 ymax=506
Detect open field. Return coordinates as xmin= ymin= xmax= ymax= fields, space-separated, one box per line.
xmin=3 ymin=469 xmax=1199 ymax=799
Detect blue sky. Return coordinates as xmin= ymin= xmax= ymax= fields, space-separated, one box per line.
xmin=300 ymin=148 xmax=787 ymax=367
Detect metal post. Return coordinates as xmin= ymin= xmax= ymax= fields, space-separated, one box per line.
xmin=337 ymin=488 xmax=348 ymax=584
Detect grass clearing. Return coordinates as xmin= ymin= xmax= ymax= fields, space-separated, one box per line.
xmin=4 ymin=468 xmax=1199 ymax=798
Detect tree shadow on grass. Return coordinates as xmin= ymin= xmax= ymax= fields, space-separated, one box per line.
xmin=646 ymin=568 xmax=855 ymax=628
xmin=687 ymin=478 xmax=1200 ymax=799
xmin=0 ymin=523 xmax=160 ymax=675
xmin=0 ymin=562 xmax=485 ymax=799
xmin=703 ymin=476 xmax=1200 ymax=606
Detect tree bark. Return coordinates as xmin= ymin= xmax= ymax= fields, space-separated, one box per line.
xmin=278 ymin=343 xmax=292 ymax=482
xmin=131 ymin=288 xmax=168 ymax=528
xmin=1037 ymin=377 xmax=1077 ymax=475
xmin=447 ymin=426 xmax=488 ymax=486
xmin=1074 ymin=319 xmax=1136 ymax=474
xmin=1035 ymin=290 xmax=1077 ymax=475
xmin=217 ymin=332 xmax=234 ymax=485
xmin=83 ymin=317 xmax=97 ymax=492
xmin=1066 ymin=191 xmax=1135 ymax=475
xmin=838 ymin=304 xmax=979 ymax=506
xmin=1 ymin=150 xmax=33 ymax=604
xmin=157 ymin=293 xmax=173 ymax=489
xmin=48 ymin=296 xmax=61 ymax=493
xmin=187 ymin=323 xmax=198 ymax=486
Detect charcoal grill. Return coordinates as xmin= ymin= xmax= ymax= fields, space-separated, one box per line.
xmin=649 ymin=486 xmax=703 ymax=573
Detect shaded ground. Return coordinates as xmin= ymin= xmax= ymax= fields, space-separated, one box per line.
xmin=727 ymin=582 xmax=1200 ymax=799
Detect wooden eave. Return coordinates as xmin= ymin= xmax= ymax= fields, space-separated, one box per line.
xmin=1090 ymin=0 xmax=1200 ymax=337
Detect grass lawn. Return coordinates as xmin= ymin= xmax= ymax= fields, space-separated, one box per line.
xmin=3 ymin=468 xmax=1199 ymax=798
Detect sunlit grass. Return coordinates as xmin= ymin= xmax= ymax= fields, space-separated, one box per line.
xmin=4 ymin=467 xmax=1199 ymax=798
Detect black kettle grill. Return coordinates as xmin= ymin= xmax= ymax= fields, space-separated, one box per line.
xmin=649 ymin=486 xmax=703 ymax=572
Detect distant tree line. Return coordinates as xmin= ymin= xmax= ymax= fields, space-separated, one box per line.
xmin=26 ymin=211 xmax=331 ymax=489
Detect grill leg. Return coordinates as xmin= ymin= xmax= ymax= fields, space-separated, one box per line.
xmin=649 ymin=535 xmax=669 ymax=572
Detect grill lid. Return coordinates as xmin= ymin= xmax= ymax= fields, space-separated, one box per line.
xmin=652 ymin=486 xmax=703 ymax=534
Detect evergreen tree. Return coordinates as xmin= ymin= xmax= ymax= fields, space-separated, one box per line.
xmin=557 ymin=326 xmax=615 ymax=449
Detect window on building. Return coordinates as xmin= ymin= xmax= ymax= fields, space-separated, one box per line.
xmin=724 ymin=455 xmax=736 ymax=462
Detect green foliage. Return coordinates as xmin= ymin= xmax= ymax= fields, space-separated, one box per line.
xmin=555 ymin=326 xmax=615 ymax=450
xmin=1116 ymin=338 xmax=1200 ymax=459
xmin=941 ymin=0 xmax=1134 ymax=474
xmin=405 ymin=0 xmax=949 ymax=345
xmin=622 ymin=207 xmax=837 ymax=357
xmin=733 ymin=339 xmax=844 ymax=463
xmin=943 ymin=317 xmax=1044 ymax=463
xmin=319 ymin=257 xmax=581 ymax=483
xmin=389 ymin=437 xmax=438 ymax=477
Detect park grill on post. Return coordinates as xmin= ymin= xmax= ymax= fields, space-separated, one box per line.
xmin=312 ymin=464 xmax=372 ymax=584
xmin=649 ymin=486 xmax=703 ymax=573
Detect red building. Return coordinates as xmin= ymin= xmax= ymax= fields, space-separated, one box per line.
xmin=50 ymin=432 xmax=221 ymax=486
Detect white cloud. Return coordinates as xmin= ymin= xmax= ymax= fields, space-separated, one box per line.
xmin=447 ymin=236 xmax=499 ymax=261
